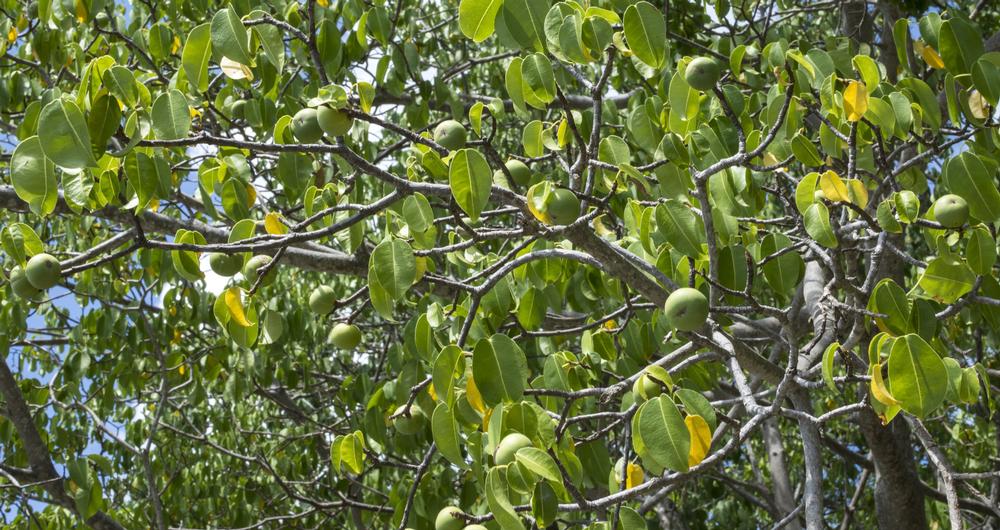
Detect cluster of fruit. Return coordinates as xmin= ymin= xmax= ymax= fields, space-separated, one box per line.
xmin=9 ymin=253 xmax=61 ymax=300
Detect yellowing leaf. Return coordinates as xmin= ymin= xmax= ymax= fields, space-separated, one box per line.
xmin=819 ymin=170 xmax=850 ymax=202
xmin=969 ymin=90 xmax=989 ymax=120
xmin=685 ymin=414 xmax=712 ymax=467
xmin=871 ymin=362 xmax=901 ymax=407
xmin=844 ymin=81 xmax=868 ymax=122
xmin=625 ymin=462 xmax=644 ymax=488
xmin=917 ymin=41 xmax=945 ymax=69
xmin=245 ymin=183 xmax=257 ymax=206
xmin=75 ymin=0 xmax=87 ymax=22
xmin=427 ymin=382 xmax=438 ymax=402
xmin=317 ymin=0 xmax=329 ymax=5
xmin=846 ymin=179 xmax=869 ymax=208
xmin=7 ymin=26 xmax=16 ymax=44
xmin=171 ymin=35 xmax=181 ymax=55
xmin=466 ymin=376 xmax=486 ymax=414
xmin=264 ymin=212 xmax=288 ymax=235
xmin=224 ymin=287 xmax=252 ymax=327
xmin=220 ymin=56 xmax=254 ymax=80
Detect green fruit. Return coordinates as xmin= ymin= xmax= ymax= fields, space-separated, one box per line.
xmin=505 ymin=159 xmax=531 ymax=186
xmin=9 ymin=266 xmax=41 ymax=300
xmin=392 ymin=405 xmax=426 ymax=435
xmin=664 ymin=287 xmax=709 ymax=331
xmin=243 ymin=255 xmax=276 ymax=287
xmin=435 ymin=506 xmax=465 ymax=530
xmin=494 ymin=432 xmax=533 ymax=466
xmin=317 ymin=106 xmax=354 ymax=136
xmin=685 ymin=57 xmax=721 ymax=91
xmin=545 ymin=188 xmax=580 ymax=225
xmin=231 ymin=99 xmax=247 ymax=120
xmin=934 ymin=194 xmax=969 ymax=228
xmin=309 ymin=286 xmax=337 ymax=315
xmin=433 ymin=120 xmax=467 ymax=151
xmin=632 ymin=373 xmax=664 ymax=402
xmin=291 ymin=108 xmax=324 ymax=143
xmin=464 ymin=526 xmax=488 ymax=530
xmin=25 ymin=253 xmax=61 ymax=289
xmin=330 ymin=323 xmax=362 ymax=349
xmin=209 ymin=253 xmax=242 ymax=277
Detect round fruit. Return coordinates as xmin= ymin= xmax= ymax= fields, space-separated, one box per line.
xmin=291 ymin=108 xmax=324 ymax=143
xmin=934 ymin=194 xmax=969 ymax=228
xmin=433 ymin=120 xmax=467 ymax=151
xmin=309 ymin=286 xmax=337 ymax=315
xmin=685 ymin=57 xmax=721 ymax=91
xmin=9 ymin=266 xmax=41 ymax=300
xmin=231 ymin=99 xmax=247 ymax=120
xmin=392 ymin=405 xmax=426 ymax=435
xmin=435 ymin=506 xmax=465 ymax=530
xmin=330 ymin=323 xmax=362 ymax=349
xmin=25 ymin=253 xmax=61 ymax=290
xmin=505 ymin=159 xmax=531 ymax=186
xmin=209 ymin=253 xmax=242 ymax=277
xmin=243 ymin=255 xmax=276 ymax=287
xmin=317 ymin=106 xmax=354 ymax=136
xmin=494 ymin=432 xmax=533 ymax=466
xmin=546 ymin=188 xmax=580 ymax=225
xmin=464 ymin=526 xmax=488 ymax=530
xmin=664 ymin=287 xmax=709 ymax=331
xmin=632 ymin=373 xmax=664 ymax=402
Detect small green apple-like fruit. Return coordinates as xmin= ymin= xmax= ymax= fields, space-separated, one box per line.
xmin=243 ymin=255 xmax=276 ymax=287
xmin=933 ymin=194 xmax=969 ymax=228
xmin=505 ymin=159 xmax=532 ymax=186
xmin=330 ymin=323 xmax=362 ymax=349
xmin=546 ymin=188 xmax=581 ymax=225
xmin=209 ymin=253 xmax=242 ymax=277
xmin=25 ymin=253 xmax=61 ymax=290
xmin=494 ymin=432 xmax=533 ymax=466
xmin=685 ymin=57 xmax=721 ymax=91
xmin=291 ymin=108 xmax=324 ymax=143
xmin=433 ymin=120 xmax=467 ymax=151
xmin=317 ymin=106 xmax=354 ymax=136
xmin=309 ymin=286 xmax=337 ymax=315
xmin=392 ymin=405 xmax=426 ymax=435
xmin=231 ymin=99 xmax=247 ymax=120
xmin=664 ymin=287 xmax=709 ymax=331
xmin=463 ymin=526 xmax=489 ymax=530
xmin=632 ymin=373 xmax=664 ymax=402
xmin=435 ymin=506 xmax=466 ymax=530
xmin=9 ymin=266 xmax=41 ymax=300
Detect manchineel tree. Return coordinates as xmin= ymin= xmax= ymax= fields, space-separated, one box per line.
xmin=5 ymin=0 xmax=1000 ymax=528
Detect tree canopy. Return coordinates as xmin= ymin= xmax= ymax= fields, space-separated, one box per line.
xmin=3 ymin=0 xmax=1000 ymax=528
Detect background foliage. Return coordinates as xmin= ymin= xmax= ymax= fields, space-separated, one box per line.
xmin=2 ymin=0 xmax=1000 ymax=529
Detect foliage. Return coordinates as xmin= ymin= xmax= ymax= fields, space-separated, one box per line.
xmin=1 ymin=0 xmax=1000 ymax=529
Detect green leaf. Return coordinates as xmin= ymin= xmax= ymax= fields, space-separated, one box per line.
xmin=917 ymin=255 xmax=976 ymax=304
xmin=623 ymin=1 xmax=666 ymax=69
xmin=339 ymin=431 xmax=366 ymax=474
xmin=655 ymin=199 xmax=705 ymax=258
xmin=759 ymin=233 xmax=804 ymax=294
xmin=211 ymin=8 xmax=253 ymax=66
xmin=867 ymin=279 xmax=910 ymax=335
xmin=531 ymin=481 xmax=558 ymax=527
xmin=822 ymin=342 xmax=840 ymax=391
xmin=485 ymin=467 xmax=526 ymax=530
xmin=966 ymin=227 xmax=997 ymax=276
xmin=432 ymin=403 xmax=467 ymax=468
xmin=972 ymin=54 xmax=1000 ymax=105
xmin=795 ymin=172 xmax=820 ymax=214
xmin=432 ymin=345 xmax=464 ymax=406
xmin=38 ymin=99 xmax=97 ymax=169
xmin=368 ymin=238 xmax=416 ymax=301
xmin=151 ymin=89 xmax=192 ymax=140
xmin=500 ymin=0 xmax=547 ymax=51
xmin=791 ymin=133 xmax=823 ymax=167
xmin=943 ymin=151 xmax=1000 ymax=224
xmin=1 ymin=223 xmax=44 ymax=265
xmin=514 ymin=447 xmax=561 ymax=482
xmin=10 ymin=136 xmax=58 ymax=216
xmin=520 ymin=53 xmax=557 ymax=106
xmin=522 ymin=120 xmax=544 ymax=157
xmin=449 ymin=149 xmax=492 ymax=222
xmin=803 ymin=202 xmax=838 ymax=248
xmin=402 ymin=192 xmax=434 ymax=233
xmin=182 ymin=24 xmax=212 ymax=92
xmin=938 ymin=18 xmax=983 ymax=76
xmin=459 ymin=0 xmax=504 ymax=43
xmin=887 ymin=334 xmax=948 ymax=418
xmin=472 ymin=334 xmax=528 ymax=406
xmin=102 ymin=66 xmax=137 ymax=108
xmin=635 ymin=395 xmax=690 ymax=472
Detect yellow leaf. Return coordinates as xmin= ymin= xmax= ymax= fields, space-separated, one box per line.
xmin=625 ymin=462 xmax=644 ymax=488
xmin=189 ymin=106 xmax=203 ymax=119
xmin=466 ymin=376 xmax=486 ymax=414
xmin=317 ymin=0 xmax=329 ymax=6
xmin=264 ymin=212 xmax=288 ymax=235
xmin=819 ymin=170 xmax=850 ymax=202
xmin=917 ymin=41 xmax=945 ymax=69
xmin=870 ymin=362 xmax=901 ymax=407
xmin=7 ymin=27 xmax=16 ymax=44
xmin=427 ymin=383 xmax=438 ymax=402
xmin=969 ymin=90 xmax=989 ymax=120
xmin=843 ymin=81 xmax=868 ymax=122
xmin=75 ymin=0 xmax=87 ymax=22
xmin=482 ymin=407 xmax=493 ymax=432
xmin=603 ymin=320 xmax=617 ymax=331
xmin=685 ymin=414 xmax=712 ymax=467
xmin=171 ymin=35 xmax=181 ymax=55
xmin=245 ymin=183 xmax=257 ymax=206
xmin=224 ymin=287 xmax=252 ymax=327
xmin=220 ymin=56 xmax=253 ymax=80
xmin=178 ymin=364 xmax=185 ymax=376
xmin=846 ymin=179 xmax=869 ymax=208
